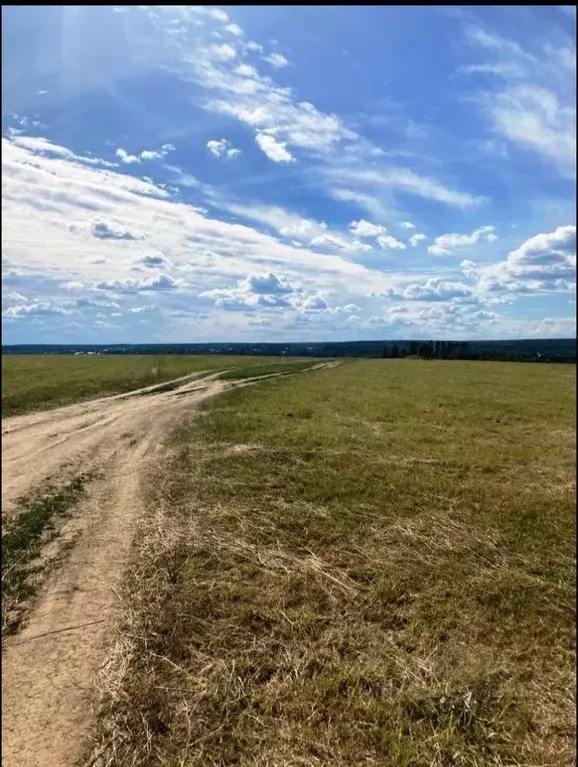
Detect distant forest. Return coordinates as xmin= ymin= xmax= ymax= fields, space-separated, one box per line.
xmin=3 ymin=338 xmax=576 ymax=363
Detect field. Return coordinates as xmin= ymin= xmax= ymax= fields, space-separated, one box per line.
xmin=93 ymin=359 xmax=575 ymax=766
xmin=0 ymin=354 xmax=313 ymax=417
xmin=1 ymin=357 xmax=575 ymax=766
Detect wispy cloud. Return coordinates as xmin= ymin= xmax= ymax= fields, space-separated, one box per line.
xmin=459 ymin=21 xmax=576 ymax=178
xmin=2 ymin=6 xmax=575 ymax=342
xmin=428 ymin=226 xmax=498 ymax=256
xmin=263 ymin=52 xmax=290 ymax=69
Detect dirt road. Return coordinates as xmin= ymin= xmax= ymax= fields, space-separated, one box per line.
xmin=1 ymin=362 xmax=340 ymax=766
xmin=1 ymin=372 xmax=227 ymax=767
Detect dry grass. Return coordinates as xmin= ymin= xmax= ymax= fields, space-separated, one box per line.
xmin=88 ymin=360 xmax=576 ymax=766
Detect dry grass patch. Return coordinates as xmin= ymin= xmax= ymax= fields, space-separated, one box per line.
xmin=89 ymin=360 xmax=575 ymax=766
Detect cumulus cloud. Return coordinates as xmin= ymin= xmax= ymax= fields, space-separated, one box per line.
xmin=255 ymin=132 xmax=294 ymax=163
xmin=409 ymin=233 xmax=427 ymax=247
xmin=2 ymin=291 xmax=27 ymax=304
xmin=116 ymin=144 xmax=174 ymax=164
xmin=89 ymin=219 xmax=143 ymax=241
xmin=139 ymin=254 xmax=169 ymax=269
xmin=200 ymin=273 xmax=341 ymax=318
xmin=3 ymin=301 xmax=71 ymax=318
xmin=206 ymin=138 xmax=241 ymax=159
xmin=368 ymin=302 xmax=498 ymax=335
xmin=377 ymin=234 xmax=406 ymax=250
xmin=389 ymin=277 xmax=477 ymax=302
xmin=240 ymin=272 xmax=294 ymax=294
xmin=428 ymin=225 xmax=498 ymax=256
xmin=466 ymin=226 xmax=575 ymax=296
xmin=398 ymin=221 xmax=415 ymax=229
xmin=95 ymin=274 xmax=180 ymax=293
xmin=348 ymin=219 xmax=386 ymax=238
xmin=300 ymin=295 xmax=328 ymax=312
xmin=509 ymin=225 xmax=575 ymax=266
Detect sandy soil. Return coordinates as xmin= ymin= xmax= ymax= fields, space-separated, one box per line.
xmin=1 ymin=373 xmax=226 ymax=767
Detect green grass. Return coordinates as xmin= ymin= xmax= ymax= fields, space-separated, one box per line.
xmin=2 ymin=473 xmax=95 ymax=637
xmin=215 ymin=358 xmax=320 ymax=381
xmin=84 ymin=359 xmax=575 ymax=765
xmin=1 ymin=355 xmax=315 ymax=417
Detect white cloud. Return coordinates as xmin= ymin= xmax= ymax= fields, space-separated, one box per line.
xmin=489 ymin=85 xmax=575 ymax=178
xmin=263 ymin=52 xmax=290 ymax=69
xmin=247 ymin=317 xmax=272 ymax=326
xmin=128 ymin=304 xmax=160 ymax=314
xmin=328 ymin=166 xmax=481 ymax=210
xmin=208 ymin=43 xmax=237 ymax=62
xmin=2 ymin=135 xmax=382 ymax=339
xmin=377 ymin=234 xmax=406 ymax=250
xmin=385 ymin=277 xmax=477 ymax=303
xmin=240 ymin=272 xmax=294 ymax=295
xmin=398 ymin=221 xmax=415 ymax=229
xmin=310 ymin=234 xmax=349 ymax=250
xmin=382 ymin=169 xmax=482 ymax=208
xmin=3 ymin=301 xmax=72 ymax=319
xmin=348 ymin=219 xmax=386 ymax=238
xmin=428 ymin=226 xmax=498 ymax=256
xmin=468 ymin=225 xmax=576 ymax=296
xmin=140 ymin=144 xmax=175 ymax=161
xmin=462 ymin=23 xmax=576 ymax=179
xmin=96 ymin=274 xmax=181 ymax=293
xmin=209 ymin=8 xmax=229 ymax=22
xmin=116 ymin=144 xmax=174 ymax=164
xmin=255 ymin=132 xmax=294 ymax=163
xmin=138 ymin=254 xmax=170 ymax=269
xmin=201 ymin=271 xmax=296 ymax=311
xmin=89 ymin=219 xmax=144 ymax=241
xmin=409 ymin=233 xmax=427 ymax=247
xmin=157 ymin=13 xmax=478 ymax=220
xmin=206 ymin=138 xmax=241 ymax=159
xmin=225 ymin=23 xmax=243 ymax=36
xmin=235 ymin=63 xmax=258 ymax=77
xmin=116 ymin=148 xmax=140 ymax=164
xmin=2 ymin=291 xmax=27 ymax=304
xmin=300 ymin=295 xmax=328 ymax=312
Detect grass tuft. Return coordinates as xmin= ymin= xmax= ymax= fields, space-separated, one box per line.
xmin=2 ymin=473 xmax=94 ymax=637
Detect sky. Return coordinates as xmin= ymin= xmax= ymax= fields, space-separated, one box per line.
xmin=2 ymin=5 xmax=576 ymax=344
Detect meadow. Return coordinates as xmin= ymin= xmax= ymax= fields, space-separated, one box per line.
xmin=0 ymin=354 xmax=312 ymax=417
xmin=91 ymin=359 xmax=576 ymax=766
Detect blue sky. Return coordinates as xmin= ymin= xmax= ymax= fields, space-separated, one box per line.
xmin=2 ymin=5 xmax=576 ymax=344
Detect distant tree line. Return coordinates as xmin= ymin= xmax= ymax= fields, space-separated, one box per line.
xmin=4 ymin=340 xmax=575 ymax=363
xmin=381 ymin=340 xmax=576 ymax=364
